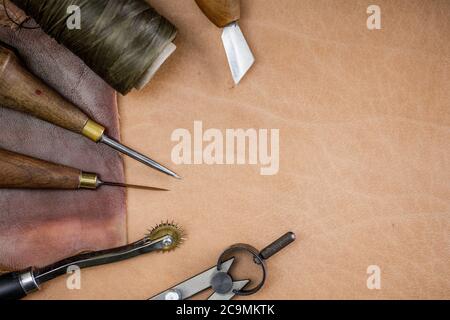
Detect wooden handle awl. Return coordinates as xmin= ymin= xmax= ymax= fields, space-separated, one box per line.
xmin=0 ymin=45 xmax=105 ymax=142
xmin=0 ymin=148 xmax=87 ymax=190
xmin=195 ymin=0 xmax=240 ymax=28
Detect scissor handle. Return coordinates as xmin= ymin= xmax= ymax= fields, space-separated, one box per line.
xmin=217 ymin=243 xmax=266 ymax=296
xmin=216 ymin=231 xmax=296 ymax=296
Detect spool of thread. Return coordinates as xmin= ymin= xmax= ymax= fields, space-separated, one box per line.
xmin=10 ymin=0 xmax=177 ymax=95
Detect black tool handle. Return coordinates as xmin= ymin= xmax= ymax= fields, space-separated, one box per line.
xmin=259 ymin=232 xmax=296 ymax=260
xmin=0 ymin=272 xmax=27 ymax=300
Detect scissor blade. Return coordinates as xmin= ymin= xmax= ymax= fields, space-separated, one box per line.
xmin=149 ymin=258 xmax=235 ymax=300
xmin=222 ymin=22 xmax=255 ymax=85
xmin=208 ymin=280 xmax=250 ymax=300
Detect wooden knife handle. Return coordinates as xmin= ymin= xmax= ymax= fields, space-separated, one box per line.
xmin=0 ymin=148 xmax=82 ymax=189
xmin=0 ymin=45 xmax=104 ymax=141
xmin=195 ymin=0 xmax=240 ymax=28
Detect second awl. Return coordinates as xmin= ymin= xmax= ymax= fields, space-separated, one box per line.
xmin=0 ymin=148 xmax=168 ymax=191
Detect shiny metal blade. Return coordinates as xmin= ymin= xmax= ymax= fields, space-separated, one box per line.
xmin=222 ymin=22 xmax=255 ymax=84
xmin=100 ymin=134 xmax=181 ymax=179
xmin=149 ymin=258 xmax=235 ymax=300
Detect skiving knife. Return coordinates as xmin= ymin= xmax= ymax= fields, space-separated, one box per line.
xmin=195 ymin=0 xmax=255 ymax=84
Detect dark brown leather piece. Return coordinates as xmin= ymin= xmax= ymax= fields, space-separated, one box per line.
xmin=0 ymin=19 xmax=126 ymax=270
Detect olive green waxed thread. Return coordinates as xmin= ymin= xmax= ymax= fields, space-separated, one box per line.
xmin=11 ymin=0 xmax=177 ymax=95
xmin=12 ymin=0 xmax=177 ymax=94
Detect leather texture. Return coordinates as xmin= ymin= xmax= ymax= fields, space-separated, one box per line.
xmin=20 ymin=0 xmax=450 ymax=299
xmin=0 ymin=0 xmax=26 ymax=29
xmin=0 ymin=4 xmax=126 ymax=271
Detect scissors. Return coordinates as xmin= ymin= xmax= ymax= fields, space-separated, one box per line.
xmin=149 ymin=232 xmax=296 ymax=300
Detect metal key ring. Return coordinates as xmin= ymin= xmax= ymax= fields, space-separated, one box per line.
xmin=216 ymin=243 xmax=267 ymax=296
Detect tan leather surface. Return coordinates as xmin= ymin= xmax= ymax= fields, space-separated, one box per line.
xmin=31 ymin=0 xmax=449 ymax=299
xmin=0 ymin=6 xmax=126 ymax=270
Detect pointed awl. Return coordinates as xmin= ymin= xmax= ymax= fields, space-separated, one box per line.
xmin=0 ymin=45 xmax=180 ymax=179
xmin=0 ymin=147 xmax=169 ymax=191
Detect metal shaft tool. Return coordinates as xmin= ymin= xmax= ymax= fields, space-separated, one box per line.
xmin=0 ymin=44 xmax=180 ymax=179
xmin=195 ymin=0 xmax=255 ymax=84
xmin=0 ymin=147 xmax=168 ymax=191
xmin=0 ymin=222 xmax=185 ymax=300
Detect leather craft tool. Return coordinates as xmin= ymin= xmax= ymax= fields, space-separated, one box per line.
xmin=195 ymin=0 xmax=255 ymax=84
xmin=0 ymin=148 xmax=168 ymax=191
xmin=150 ymin=232 xmax=295 ymax=300
xmin=0 ymin=222 xmax=185 ymax=300
xmin=0 ymin=44 xmax=180 ymax=179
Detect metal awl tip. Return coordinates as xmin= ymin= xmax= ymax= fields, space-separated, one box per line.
xmin=99 ymin=134 xmax=181 ymax=179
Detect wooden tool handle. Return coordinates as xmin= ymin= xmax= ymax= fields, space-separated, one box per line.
xmin=0 ymin=148 xmax=82 ymax=189
xmin=0 ymin=45 xmax=91 ymax=135
xmin=195 ymin=0 xmax=240 ymax=28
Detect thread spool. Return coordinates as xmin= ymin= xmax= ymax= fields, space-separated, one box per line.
xmin=9 ymin=0 xmax=177 ymax=95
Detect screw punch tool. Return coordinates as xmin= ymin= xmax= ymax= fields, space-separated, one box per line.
xmin=150 ymin=232 xmax=295 ymax=300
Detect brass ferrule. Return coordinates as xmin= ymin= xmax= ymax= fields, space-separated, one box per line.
xmin=82 ymin=120 xmax=105 ymax=142
xmin=79 ymin=172 xmax=99 ymax=189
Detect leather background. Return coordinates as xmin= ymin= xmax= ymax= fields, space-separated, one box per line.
xmin=0 ymin=6 xmax=127 ymax=270
xmin=0 ymin=0 xmax=26 ymax=28
xmin=29 ymin=0 xmax=449 ymax=299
